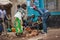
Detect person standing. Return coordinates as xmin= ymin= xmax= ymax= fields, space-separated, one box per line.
xmin=32 ymin=5 xmax=50 ymax=34
xmin=0 ymin=6 xmax=7 ymax=35
xmin=14 ymin=5 xmax=23 ymax=35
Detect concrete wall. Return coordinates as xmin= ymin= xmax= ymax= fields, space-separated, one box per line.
xmin=58 ymin=0 xmax=60 ymax=11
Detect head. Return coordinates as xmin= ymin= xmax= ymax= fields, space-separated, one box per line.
xmin=38 ymin=16 xmax=42 ymax=21
xmin=1 ymin=5 xmax=4 ymax=10
xmin=17 ymin=5 xmax=21 ymax=9
xmin=31 ymin=14 xmax=35 ymax=18
xmin=21 ymin=4 xmax=26 ymax=10
xmin=32 ymin=5 xmax=38 ymax=11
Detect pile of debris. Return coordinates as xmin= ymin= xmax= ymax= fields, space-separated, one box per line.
xmin=22 ymin=27 xmax=39 ymax=38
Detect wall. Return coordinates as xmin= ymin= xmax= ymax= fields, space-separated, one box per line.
xmin=58 ymin=0 xmax=60 ymax=11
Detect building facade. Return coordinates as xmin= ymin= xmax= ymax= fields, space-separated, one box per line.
xmin=45 ymin=0 xmax=60 ymax=12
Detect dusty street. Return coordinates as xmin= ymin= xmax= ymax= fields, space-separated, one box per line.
xmin=44 ymin=28 xmax=60 ymax=40
xmin=0 ymin=28 xmax=60 ymax=40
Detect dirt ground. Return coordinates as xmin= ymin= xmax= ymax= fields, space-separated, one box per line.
xmin=44 ymin=28 xmax=60 ymax=40
xmin=0 ymin=28 xmax=60 ymax=40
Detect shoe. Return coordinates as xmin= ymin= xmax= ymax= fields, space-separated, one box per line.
xmin=41 ymin=31 xmax=46 ymax=34
xmin=43 ymin=33 xmax=47 ymax=38
xmin=40 ymin=30 xmax=47 ymax=34
xmin=43 ymin=33 xmax=47 ymax=36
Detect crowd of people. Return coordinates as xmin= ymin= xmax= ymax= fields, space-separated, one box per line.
xmin=0 ymin=3 xmax=50 ymax=36
xmin=14 ymin=3 xmax=50 ymax=36
xmin=0 ymin=6 xmax=11 ymax=35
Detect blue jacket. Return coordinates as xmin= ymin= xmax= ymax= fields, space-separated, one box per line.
xmin=38 ymin=8 xmax=50 ymax=20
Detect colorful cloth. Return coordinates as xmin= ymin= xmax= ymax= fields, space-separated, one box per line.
xmin=14 ymin=11 xmax=23 ymax=33
xmin=14 ymin=18 xmax=23 ymax=33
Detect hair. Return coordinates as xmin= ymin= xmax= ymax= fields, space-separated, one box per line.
xmin=17 ymin=5 xmax=21 ymax=9
xmin=21 ymin=4 xmax=26 ymax=9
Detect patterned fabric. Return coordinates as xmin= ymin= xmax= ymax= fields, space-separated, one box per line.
xmin=14 ymin=10 xmax=23 ymax=33
xmin=18 ymin=8 xmax=27 ymax=20
xmin=14 ymin=17 xmax=23 ymax=33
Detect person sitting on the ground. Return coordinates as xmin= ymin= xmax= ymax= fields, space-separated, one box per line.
xmin=30 ymin=14 xmax=39 ymax=30
xmin=27 ymin=16 xmax=32 ymax=26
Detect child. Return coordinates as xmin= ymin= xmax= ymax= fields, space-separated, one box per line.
xmin=7 ymin=15 xmax=11 ymax=28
